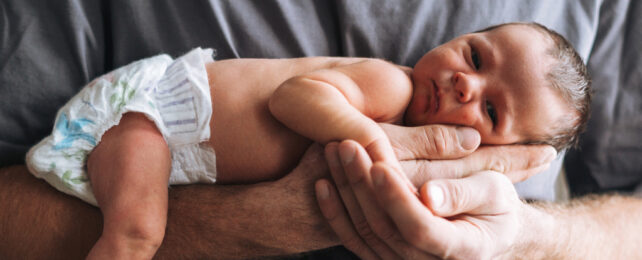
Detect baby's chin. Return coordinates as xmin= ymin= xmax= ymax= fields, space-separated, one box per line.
xmin=401 ymin=110 xmax=415 ymax=126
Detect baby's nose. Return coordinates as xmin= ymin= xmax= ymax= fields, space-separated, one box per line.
xmin=453 ymin=72 xmax=480 ymax=103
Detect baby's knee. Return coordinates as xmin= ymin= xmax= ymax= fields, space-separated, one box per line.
xmin=124 ymin=218 xmax=166 ymax=250
xmin=103 ymin=212 xmax=167 ymax=254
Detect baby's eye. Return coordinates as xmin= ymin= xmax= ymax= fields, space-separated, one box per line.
xmin=471 ymin=48 xmax=481 ymax=70
xmin=486 ymin=101 xmax=497 ymax=125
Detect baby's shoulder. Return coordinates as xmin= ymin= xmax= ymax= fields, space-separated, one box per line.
xmin=336 ymin=58 xmax=413 ymax=90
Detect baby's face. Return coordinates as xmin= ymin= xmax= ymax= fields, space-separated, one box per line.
xmin=405 ymin=24 xmax=572 ymax=145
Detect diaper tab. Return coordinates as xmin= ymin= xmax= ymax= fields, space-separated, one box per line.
xmin=153 ymin=48 xmax=214 ymax=148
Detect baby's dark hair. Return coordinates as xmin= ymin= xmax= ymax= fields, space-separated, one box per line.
xmin=479 ymin=22 xmax=592 ymax=152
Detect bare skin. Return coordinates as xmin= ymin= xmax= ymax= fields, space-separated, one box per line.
xmin=206 ymin=57 xmax=392 ymax=182
xmin=319 ymin=140 xmax=642 ymax=259
xmin=0 ymin=146 xmax=334 ymax=260
xmin=85 ymin=56 xmax=414 ymax=258
xmin=1 ymin=123 xmax=556 ymax=258
xmin=31 ymin=24 xmax=571 ymax=259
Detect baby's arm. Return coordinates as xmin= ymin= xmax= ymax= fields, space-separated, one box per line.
xmin=269 ymin=59 xmax=412 ymax=167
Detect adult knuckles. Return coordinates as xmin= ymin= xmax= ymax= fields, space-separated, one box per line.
xmin=386 ymin=124 xmax=463 ymax=160
xmin=407 ymin=160 xmax=464 ymax=187
xmin=525 ymin=145 xmax=555 ymax=169
xmin=353 ymin=221 xmax=397 ymax=259
xmin=483 ymin=151 xmax=511 ymax=173
xmin=346 ymin=167 xmax=369 ymax=187
xmin=443 ymin=180 xmax=468 ymax=215
xmin=369 ymin=219 xmax=398 ymax=242
xmin=421 ymin=126 xmax=452 ymax=157
xmin=404 ymin=161 xmax=433 ymax=186
xmin=354 ymin=219 xmax=381 ymax=244
xmin=481 ymin=171 xmax=519 ymax=211
xmin=501 ymin=145 xmax=541 ymax=171
xmin=380 ymin=124 xmax=409 ymax=158
xmin=481 ymin=145 xmax=550 ymax=172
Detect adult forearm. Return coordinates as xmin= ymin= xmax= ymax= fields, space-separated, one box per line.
xmin=0 ymin=165 xmax=102 ymax=259
xmin=503 ymin=195 xmax=642 ymax=259
xmin=0 ymin=165 xmax=337 ymax=259
xmin=158 ymin=179 xmax=338 ymax=259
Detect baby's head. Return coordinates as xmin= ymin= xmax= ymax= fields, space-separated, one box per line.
xmin=405 ymin=22 xmax=591 ymax=152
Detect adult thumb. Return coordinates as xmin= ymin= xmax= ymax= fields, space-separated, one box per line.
xmin=380 ymin=123 xmax=480 ymax=160
xmin=419 ymin=171 xmax=517 ymax=217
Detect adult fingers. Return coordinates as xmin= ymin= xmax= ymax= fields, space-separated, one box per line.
xmin=380 ymin=123 xmax=480 ymax=161
xmin=362 ymin=138 xmax=417 ymax=193
xmin=420 ymin=171 xmax=519 ymax=217
xmin=471 ymin=145 xmax=557 ymax=182
xmin=369 ymin=162 xmax=456 ymax=256
xmin=324 ymin=142 xmax=400 ymax=260
xmin=315 ymin=179 xmax=382 ymax=260
xmin=404 ymin=144 xmax=557 ymax=185
xmin=372 ymin=163 xmax=523 ymax=259
xmin=338 ymin=141 xmax=438 ymax=260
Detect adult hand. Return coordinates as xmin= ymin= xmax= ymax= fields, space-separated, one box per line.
xmin=317 ymin=140 xmax=527 ymax=259
xmin=317 ymin=123 xmax=556 ymax=259
xmin=380 ymin=123 xmax=557 ymax=184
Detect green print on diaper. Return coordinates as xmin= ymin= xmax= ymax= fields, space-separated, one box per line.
xmin=62 ymin=170 xmax=89 ymax=187
xmin=110 ymin=80 xmax=137 ymax=114
xmin=50 ymin=163 xmax=88 ymax=188
xmin=62 ymin=150 xmax=89 ymax=163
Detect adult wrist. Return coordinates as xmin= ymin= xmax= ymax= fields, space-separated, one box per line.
xmin=496 ymin=201 xmax=563 ymax=259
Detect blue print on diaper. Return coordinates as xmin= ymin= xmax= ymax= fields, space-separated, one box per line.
xmin=53 ymin=113 xmax=96 ymax=150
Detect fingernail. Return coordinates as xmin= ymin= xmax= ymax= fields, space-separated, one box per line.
xmin=456 ymin=127 xmax=479 ymax=150
xmin=429 ymin=184 xmax=445 ymax=209
xmin=316 ymin=182 xmax=330 ymax=200
xmin=339 ymin=144 xmax=355 ymax=165
xmin=372 ymin=166 xmax=385 ymax=187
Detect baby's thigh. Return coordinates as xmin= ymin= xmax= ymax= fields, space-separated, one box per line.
xmin=87 ymin=112 xmax=170 ymax=196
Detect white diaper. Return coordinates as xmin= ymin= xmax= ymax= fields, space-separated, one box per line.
xmin=26 ymin=48 xmax=218 ymax=206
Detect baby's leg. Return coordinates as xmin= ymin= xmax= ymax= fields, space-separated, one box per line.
xmin=86 ymin=112 xmax=170 ymax=259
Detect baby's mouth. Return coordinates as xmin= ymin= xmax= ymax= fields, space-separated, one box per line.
xmin=432 ymin=80 xmax=440 ymax=114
